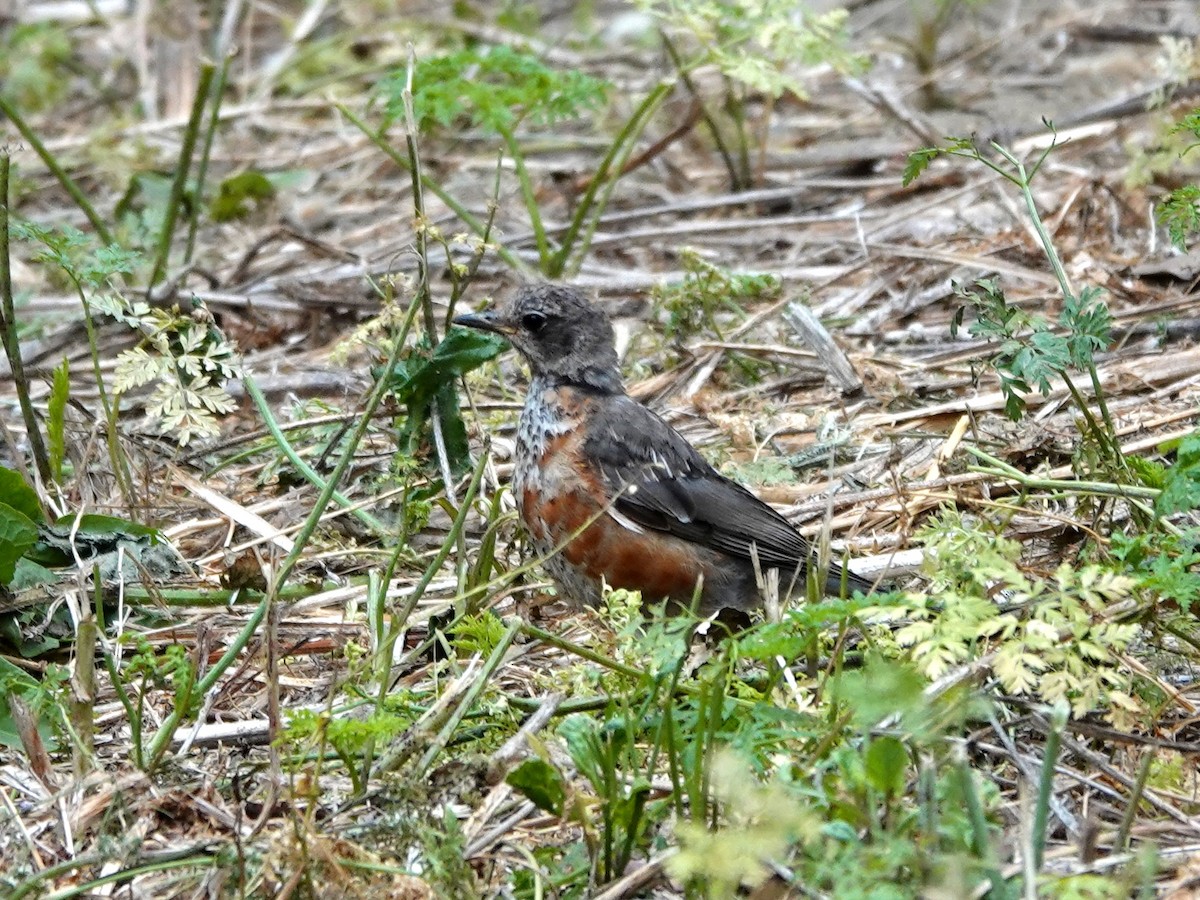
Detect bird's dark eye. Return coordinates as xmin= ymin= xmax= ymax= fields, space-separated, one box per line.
xmin=521 ymin=312 xmax=548 ymax=333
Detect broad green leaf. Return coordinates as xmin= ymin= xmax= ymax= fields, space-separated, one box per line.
xmin=865 ymin=736 xmax=908 ymax=797
xmin=0 ymin=466 xmax=41 ymax=524
xmin=10 ymin=557 xmax=57 ymax=591
xmin=0 ymin=502 xmax=39 ymax=585
xmin=507 ymin=757 xmax=566 ymax=816
xmin=384 ymin=329 xmax=506 ymax=474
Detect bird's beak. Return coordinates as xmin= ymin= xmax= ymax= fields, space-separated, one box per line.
xmin=452 ymin=309 xmax=516 ymax=336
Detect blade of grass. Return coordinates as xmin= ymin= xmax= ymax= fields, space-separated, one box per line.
xmin=956 ymin=751 xmax=1008 ymax=897
xmin=397 ymin=45 xmax=457 ymax=502
xmin=1114 ymin=748 xmax=1154 ymax=852
xmin=1031 ymin=702 xmax=1068 ymax=872
xmin=149 ymin=62 xmax=215 ymax=288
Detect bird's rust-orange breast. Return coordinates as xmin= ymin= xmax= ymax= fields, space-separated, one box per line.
xmin=521 ymin=430 xmax=706 ymax=600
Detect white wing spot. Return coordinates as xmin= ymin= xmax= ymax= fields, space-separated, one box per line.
xmin=608 ymin=506 xmax=646 ymax=534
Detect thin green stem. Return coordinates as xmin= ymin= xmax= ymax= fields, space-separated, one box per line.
xmin=243 ymin=378 xmax=389 ymax=535
xmin=0 ymin=153 xmax=52 ymax=483
xmin=956 ymin=753 xmax=1006 ymax=894
xmin=399 ymin=48 xmax=456 ymax=500
xmin=268 ymin=283 xmax=421 ymax=594
xmin=93 ymin=575 xmax=142 ymax=767
xmin=41 ymin=856 xmax=212 ymax=900
xmin=338 ymin=103 xmax=531 ymax=275
xmin=963 ymin=446 xmax=1158 ymax=501
xmin=377 ymin=446 xmax=490 ymax=697
xmin=1113 ymin=749 xmax=1154 ymax=852
xmin=1058 ymin=371 xmax=1129 ymax=481
xmin=518 ymin=621 xmax=646 ymax=680
xmin=990 ymin=141 xmax=1124 ymax=462
xmin=0 ymin=96 xmax=114 ymax=244
xmin=116 ymin=582 xmax=312 ymax=605
xmin=72 ymin=272 xmax=134 ymax=503
xmin=184 ymin=55 xmax=232 ymax=265
xmin=149 ymin=62 xmax=215 ymax=288
xmin=400 ymin=49 xmax=436 ymax=345
xmin=144 ymin=593 xmax=268 ymax=771
xmin=660 ymin=32 xmax=739 ymax=190
xmin=554 ymin=80 xmax=673 ymax=278
xmin=415 ymin=618 xmax=520 ymax=774
xmin=499 ymin=123 xmax=550 ymax=267
xmin=142 ymin=276 xmax=423 ymax=770
xmin=1031 ymin=702 xmax=1067 ymax=871
xmin=725 ymin=78 xmax=752 ymax=189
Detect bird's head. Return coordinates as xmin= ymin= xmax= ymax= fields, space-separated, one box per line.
xmin=453 ymin=283 xmax=623 ymax=393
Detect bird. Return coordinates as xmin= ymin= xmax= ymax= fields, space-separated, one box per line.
xmin=453 ymin=282 xmax=875 ymax=616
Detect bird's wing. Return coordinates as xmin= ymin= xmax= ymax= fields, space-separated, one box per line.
xmin=583 ymin=395 xmax=819 ymax=572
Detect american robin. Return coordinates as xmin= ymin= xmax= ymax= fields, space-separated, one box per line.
xmin=454 ymin=283 xmax=874 ymax=615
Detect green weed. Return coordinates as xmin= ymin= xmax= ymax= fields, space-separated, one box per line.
xmin=906 ymin=131 xmax=1131 ymax=483
xmin=639 ymin=0 xmax=865 ymax=188
xmin=0 ymin=23 xmax=74 ymax=113
xmin=1156 ymin=109 xmax=1200 ymax=247
xmin=368 ymin=44 xmax=669 ymax=277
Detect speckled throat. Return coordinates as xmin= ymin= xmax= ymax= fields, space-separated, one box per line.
xmin=512 ymin=376 xmax=606 ymax=606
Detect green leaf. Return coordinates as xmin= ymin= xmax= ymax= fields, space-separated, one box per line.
xmin=384 ymin=329 xmax=506 ymax=474
xmin=734 ymin=621 xmax=807 ymax=661
xmin=0 ymin=466 xmax=42 ymax=524
xmin=0 ymin=501 xmax=39 ymax=586
xmin=0 ymin=628 xmax=59 ymax=659
xmin=10 ymin=557 xmax=57 ymax=591
xmin=209 ymin=170 xmax=277 ymax=222
xmin=53 ymin=512 xmax=162 ymax=540
xmin=1060 ymin=286 xmax=1112 ymax=368
xmin=1146 ymin=549 xmax=1200 ymax=612
xmin=1157 ymin=184 xmax=1200 ymax=250
xmin=1157 ymin=431 xmax=1200 ymax=516
xmin=13 ymin=218 xmax=139 ymax=287
xmin=558 ymin=714 xmax=610 ymax=794
xmin=1169 ymin=110 xmax=1200 ymax=146
xmin=902 ymin=147 xmax=940 ymax=187
xmin=864 ymin=736 xmax=908 ymax=797
xmin=392 ymin=46 xmax=609 ymax=133
xmin=0 ymin=657 xmax=60 ymax=749
xmin=506 ymin=757 xmax=566 ymax=816
xmin=1126 ymin=455 xmax=1166 ymax=490
xmin=1012 ymin=330 xmax=1070 ymax=395
xmin=47 ymin=358 xmax=69 ymax=481
xmin=830 ymin=655 xmax=926 ymax=731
